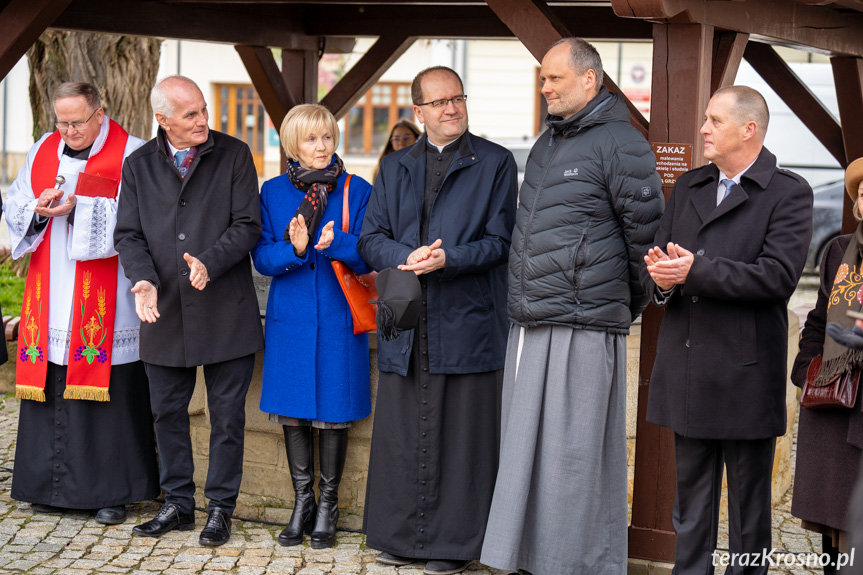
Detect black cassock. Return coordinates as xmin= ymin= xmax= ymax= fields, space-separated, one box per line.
xmin=12 ymin=361 xmax=159 ymax=509
xmin=363 ymin=327 xmax=501 ymax=560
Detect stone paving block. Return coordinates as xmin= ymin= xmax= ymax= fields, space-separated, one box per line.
xmin=71 ymin=558 xmax=108 ymax=569
xmin=28 ymin=568 xmax=54 ymax=574
xmin=33 ymin=540 xmax=66 ymax=552
xmin=295 ymin=569 xmax=326 ymax=575
xmin=66 ymin=534 xmax=100 ymax=549
xmin=98 ymin=567 xmax=132 ymax=573
xmin=44 ymin=557 xmax=75 ymax=569
xmin=246 ymin=547 xmax=275 ymax=557
xmin=241 ymin=554 xmax=275 ymax=567
xmin=52 ymin=569 xmax=94 ymax=575
xmin=5 ymin=559 xmax=38 ymax=570
xmin=238 ymin=566 xmax=268 ymax=575
xmin=139 ymin=559 xmax=172 ymax=571
xmin=216 ymin=547 xmax=242 ymax=557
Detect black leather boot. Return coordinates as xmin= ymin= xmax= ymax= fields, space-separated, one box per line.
xmin=310 ymin=427 xmax=348 ymax=549
xmin=278 ymin=426 xmax=317 ymax=546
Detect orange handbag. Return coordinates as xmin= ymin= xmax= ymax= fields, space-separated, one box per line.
xmin=330 ymin=174 xmax=378 ymax=334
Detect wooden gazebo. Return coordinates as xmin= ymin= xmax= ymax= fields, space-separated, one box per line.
xmin=3 ymin=0 xmax=863 ymax=562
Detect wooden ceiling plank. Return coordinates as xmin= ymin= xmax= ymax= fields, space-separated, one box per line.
xmin=320 ymin=35 xmax=416 ymax=120
xmin=744 ymin=42 xmax=845 ymax=165
xmin=711 ymin=31 xmax=749 ymax=93
xmin=0 ymin=0 xmax=73 ymax=80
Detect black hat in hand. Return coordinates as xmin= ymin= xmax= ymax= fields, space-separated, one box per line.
xmin=373 ymin=268 xmax=422 ymax=341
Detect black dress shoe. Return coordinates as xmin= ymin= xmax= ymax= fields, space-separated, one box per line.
xmin=199 ymin=507 xmax=231 ymax=547
xmin=30 ymin=503 xmax=65 ymax=514
xmin=376 ymin=551 xmax=414 ymax=566
xmin=95 ymin=505 xmax=126 ymax=525
xmin=424 ymin=559 xmax=471 ymax=575
xmin=133 ymin=503 xmax=195 ymax=537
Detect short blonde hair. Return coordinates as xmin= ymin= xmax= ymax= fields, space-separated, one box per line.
xmin=279 ymin=104 xmax=340 ymax=161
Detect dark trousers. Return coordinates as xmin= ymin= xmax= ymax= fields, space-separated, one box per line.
xmin=672 ymin=433 xmax=775 ymax=575
xmin=144 ymin=354 xmax=255 ymax=515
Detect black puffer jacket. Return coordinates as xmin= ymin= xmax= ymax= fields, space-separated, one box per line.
xmin=508 ymin=87 xmax=663 ymax=333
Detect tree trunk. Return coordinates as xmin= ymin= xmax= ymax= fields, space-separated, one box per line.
xmin=27 ymin=31 xmax=162 ymax=141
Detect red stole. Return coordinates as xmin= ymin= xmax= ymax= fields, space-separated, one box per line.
xmin=16 ymin=120 xmax=129 ymax=402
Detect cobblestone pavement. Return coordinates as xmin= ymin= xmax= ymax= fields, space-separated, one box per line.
xmin=0 ymin=392 xmax=838 ymax=574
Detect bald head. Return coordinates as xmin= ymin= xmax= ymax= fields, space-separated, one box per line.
xmin=150 ymin=75 xmax=202 ymax=118
xmin=151 ymin=75 xmax=209 ymax=149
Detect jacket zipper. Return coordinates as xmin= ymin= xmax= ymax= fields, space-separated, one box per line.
xmin=519 ymin=128 xmax=559 ymax=319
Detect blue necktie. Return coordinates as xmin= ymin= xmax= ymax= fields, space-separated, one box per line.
xmin=175 ymin=150 xmax=188 ymax=168
xmin=720 ymin=178 xmax=735 ymax=203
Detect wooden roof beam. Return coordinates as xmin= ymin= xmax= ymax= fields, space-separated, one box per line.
xmin=53 ymin=0 xmax=348 ymax=52
xmin=304 ymin=5 xmax=652 ymax=40
xmin=235 ymin=45 xmax=296 ymax=127
xmin=484 ymin=0 xmax=649 ymax=137
xmin=744 ymin=42 xmax=845 ymax=165
xmin=611 ymin=0 xmax=863 ymax=58
xmin=0 ymin=0 xmax=72 ymax=80
xmin=711 ymin=31 xmax=749 ymax=93
xmin=321 ymin=34 xmax=416 ymax=120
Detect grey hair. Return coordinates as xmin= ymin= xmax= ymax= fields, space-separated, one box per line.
xmin=713 ymin=85 xmax=770 ymax=136
xmin=53 ymin=82 xmax=101 ymax=110
xmin=150 ymin=75 xmax=200 ymax=117
xmin=550 ymin=37 xmax=604 ymax=88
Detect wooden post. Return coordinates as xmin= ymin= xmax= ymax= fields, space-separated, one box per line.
xmin=628 ymin=21 xmax=714 ymax=563
xmin=832 ymin=57 xmax=863 ymax=234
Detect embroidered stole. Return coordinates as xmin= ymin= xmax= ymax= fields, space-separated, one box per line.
xmin=16 ymin=120 xmax=129 ymax=402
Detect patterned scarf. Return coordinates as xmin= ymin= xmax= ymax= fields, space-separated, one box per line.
xmin=819 ymin=221 xmax=863 ymax=384
xmin=285 ymin=154 xmax=345 ymax=242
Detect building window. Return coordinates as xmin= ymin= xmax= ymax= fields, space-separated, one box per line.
xmin=344 ymin=82 xmax=415 ymax=155
xmin=214 ymin=83 xmax=266 ymax=175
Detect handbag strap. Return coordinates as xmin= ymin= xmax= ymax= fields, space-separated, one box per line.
xmin=341 ymin=174 xmax=352 ymax=233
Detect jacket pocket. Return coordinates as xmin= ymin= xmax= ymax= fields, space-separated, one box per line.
xmin=568 ymin=231 xmax=587 ymax=303
xmin=738 ymin=307 xmax=758 ymax=366
xmin=472 ymin=275 xmax=493 ymax=312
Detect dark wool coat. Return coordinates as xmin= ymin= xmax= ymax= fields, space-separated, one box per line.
xmin=508 ymin=87 xmax=663 ymax=333
xmin=115 ymin=129 xmax=264 ymax=367
xmin=358 ymin=132 xmax=517 ymax=375
xmin=791 ymin=234 xmax=863 ymax=531
xmin=641 ymin=147 xmax=813 ymax=439
xmin=252 ymin=171 xmax=372 ymax=422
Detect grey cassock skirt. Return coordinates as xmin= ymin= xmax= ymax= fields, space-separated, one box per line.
xmin=480 ymin=324 xmax=628 ymax=575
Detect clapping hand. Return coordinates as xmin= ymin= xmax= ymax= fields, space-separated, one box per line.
xmin=131 ymin=280 xmax=160 ymax=323
xmin=288 ymin=214 xmax=309 ymax=256
xmin=399 ymin=238 xmax=446 ymax=275
xmin=183 ymin=253 xmax=209 ymax=290
xmin=314 ymin=221 xmax=335 ymax=251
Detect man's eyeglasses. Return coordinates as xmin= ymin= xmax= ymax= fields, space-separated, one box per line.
xmin=55 ymin=108 xmax=100 ymax=132
xmin=416 ymin=95 xmax=468 ymax=108
xmin=391 ymin=135 xmax=416 ymax=144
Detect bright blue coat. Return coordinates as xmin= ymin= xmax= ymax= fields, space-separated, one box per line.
xmin=252 ymin=169 xmax=372 ymax=423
